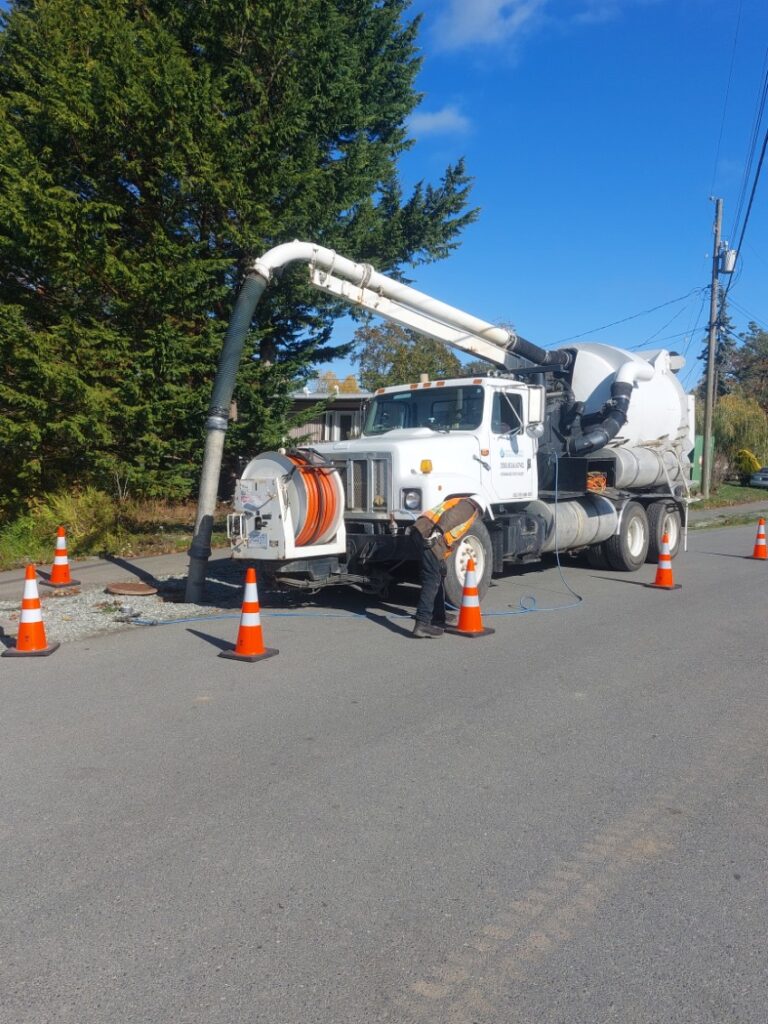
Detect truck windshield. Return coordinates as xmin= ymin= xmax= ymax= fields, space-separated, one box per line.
xmin=362 ymin=385 xmax=485 ymax=435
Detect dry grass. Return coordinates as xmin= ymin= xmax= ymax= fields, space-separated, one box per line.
xmin=0 ymin=492 xmax=228 ymax=571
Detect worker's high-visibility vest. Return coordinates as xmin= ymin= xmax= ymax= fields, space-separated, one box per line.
xmin=421 ymin=497 xmax=479 ymax=554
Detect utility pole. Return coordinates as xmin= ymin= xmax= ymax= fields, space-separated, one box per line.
xmin=701 ymin=197 xmax=723 ymax=500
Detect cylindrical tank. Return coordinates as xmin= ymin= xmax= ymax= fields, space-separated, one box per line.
xmin=610 ymin=446 xmax=683 ymax=489
xmin=527 ymin=496 xmax=618 ymax=552
xmin=568 ymin=344 xmax=691 ymax=451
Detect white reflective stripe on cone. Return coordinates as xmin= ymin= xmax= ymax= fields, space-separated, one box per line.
xmin=20 ymin=608 xmax=43 ymax=623
xmin=53 ymin=555 xmax=68 ymax=564
xmin=461 ymin=595 xmax=480 ymax=607
xmin=56 ymin=537 xmax=66 ymax=550
xmin=23 ymin=579 xmax=39 ymax=599
xmin=240 ymin=612 xmax=261 ymax=627
xmin=243 ymin=583 xmax=259 ymax=602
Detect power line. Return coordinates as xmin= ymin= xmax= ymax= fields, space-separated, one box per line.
xmin=630 ymin=302 xmax=692 ymax=350
xmin=721 ymin=122 xmax=768 ymax=311
xmin=677 ymin=291 xmax=711 ymax=391
xmin=711 ymin=0 xmax=743 ymax=194
xmin=548 ymin=289 xmax=704 ymax=345
xmin=728 ymin=298 xmax=768 ymax=331
xmin=680 ymin=290 xmax=710 ymax=356
xmin=728 ymin=53 xmax=768 ymax=241
xmin=729 ymin=50 xmax=768 ymax=237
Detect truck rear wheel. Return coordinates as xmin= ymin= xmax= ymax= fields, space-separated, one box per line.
xmin=444 ymin=519 xmax=493 ymax=609
xmin=604 ymin=501 xmax=649 ymax=571
xmin=646 ymin=502 xmax=682 ymax=562
xmin=586 ymin=542 xmax=611 ymax=569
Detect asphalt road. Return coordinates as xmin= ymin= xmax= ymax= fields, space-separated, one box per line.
xmin=2 ymin=524 xmax=767 ymax=1023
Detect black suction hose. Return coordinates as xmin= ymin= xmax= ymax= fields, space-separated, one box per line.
xmin=566 ymin=381 xmax=633 ymax=456
xmin=186 ymin=271 xmax=269 ymax=602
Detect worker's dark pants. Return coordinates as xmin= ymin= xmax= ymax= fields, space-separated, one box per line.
xmin=415 ymin=544 xmax=447 ymax=626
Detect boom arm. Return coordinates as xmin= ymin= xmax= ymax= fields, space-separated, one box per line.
xmin=253 ymin=240 xmax=567 ymax=372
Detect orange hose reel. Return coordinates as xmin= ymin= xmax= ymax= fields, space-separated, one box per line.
xmin=287 ymin=453 xmax=341 ymax=546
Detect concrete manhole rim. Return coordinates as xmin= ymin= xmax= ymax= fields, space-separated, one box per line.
xmin=104 ymin=582 xmax=159 ymax=596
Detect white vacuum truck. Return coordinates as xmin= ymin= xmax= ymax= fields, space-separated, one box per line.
xmin=220 ymin=242 xmax=694 ymax=607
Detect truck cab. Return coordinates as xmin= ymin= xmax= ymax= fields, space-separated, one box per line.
xmin=311 ymin=377 xmax=546 ymax=525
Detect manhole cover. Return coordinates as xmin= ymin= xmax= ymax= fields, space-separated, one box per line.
xmin=105 ymin=582 xmax=158 ymax=596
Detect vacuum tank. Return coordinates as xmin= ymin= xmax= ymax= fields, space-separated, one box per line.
xmin=567 ymin=344 xmax=692 ymax=489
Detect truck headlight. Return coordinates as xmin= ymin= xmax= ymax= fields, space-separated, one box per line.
xmin=402 ymin=488 xmax=422 ymax=511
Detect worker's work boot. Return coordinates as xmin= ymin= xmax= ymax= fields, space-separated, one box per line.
xmin=412 ymin=621 xmax=443 ymax=638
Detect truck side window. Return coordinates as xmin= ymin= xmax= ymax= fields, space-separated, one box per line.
xmin=491 ymin=392 xmax=523 ymax=435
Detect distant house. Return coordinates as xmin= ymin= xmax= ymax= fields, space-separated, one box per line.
xmin=287 ymin=379 xmax=370 ymax=444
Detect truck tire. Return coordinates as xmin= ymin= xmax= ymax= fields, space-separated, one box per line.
xmin=444 ymin=519 xmax=493 ymax=608
xmin=646 ymin=502 xmax=682 ymax=562
xmin=586 ymin=542 xmax=611 ymax=569
xmin=604 ymin=501 xmax=649 ymax=571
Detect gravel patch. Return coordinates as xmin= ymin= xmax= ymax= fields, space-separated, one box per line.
xmin=0 ymin=563 xmax=381 ymax=648
xmin=0 ymin=572 xmax=245 ymax=646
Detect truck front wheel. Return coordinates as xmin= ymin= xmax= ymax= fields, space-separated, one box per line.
xmin=604 ymin=501 xmax=649 ymax=571
xmin=444 ymin=519 xmax=493 ymax=608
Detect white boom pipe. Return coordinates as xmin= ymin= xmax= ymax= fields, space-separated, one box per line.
xmin=253 ymin=241 xmax=522 ymax=369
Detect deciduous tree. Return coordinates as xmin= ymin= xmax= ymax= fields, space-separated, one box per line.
xmin=712 ymin=393 xmax=768 ymax=467
xmin=354 ymin=322 xmax=462 ymax=390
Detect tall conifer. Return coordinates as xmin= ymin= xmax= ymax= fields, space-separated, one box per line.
xmin=0 ymin=0 xmax=477 ymax=509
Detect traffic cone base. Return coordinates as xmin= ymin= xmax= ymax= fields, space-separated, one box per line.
xmin=645 ymin=531 xmax=681 ymax=590
xmin=750 ymin=518 xmax=767 ymax=560
xmin=40 ymin=579 xmax=81 ymax=589
xmin=218 ymin=566 xmax=278 ymax=664
xmin=444 ymin=623 xmax=495 ymax=638
xmin=446 ymin=557 xmax=494 ymax=638
xmin=3 ymin=641 xmax=60 ymax=658
xmin=40 ymin=527 xmax=80 ymax=587
xmin=3 ymin=565 xmax=60 ymax=657
xmin=219 ymin=645 xmax=279 ymax=663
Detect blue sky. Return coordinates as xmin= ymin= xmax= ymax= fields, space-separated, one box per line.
xmin=2 ymin=1 xmax=764 ymax=393
xmin=327 ymin=0 xmax=768 ymax=392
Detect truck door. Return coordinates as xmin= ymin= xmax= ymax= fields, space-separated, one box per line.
xmin=487 ymin=390 xmax=537 ymax=502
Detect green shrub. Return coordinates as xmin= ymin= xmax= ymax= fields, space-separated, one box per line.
xmin=733 ymin=448 xmax=762 ymax=484
xmin=0 ymin=488 xmax=126 ymax=569
xmin=0 ymin=514 xmax=53 ymax=568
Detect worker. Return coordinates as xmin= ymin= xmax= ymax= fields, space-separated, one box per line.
xmin=410 ymin=496 xmax=482 ymax=638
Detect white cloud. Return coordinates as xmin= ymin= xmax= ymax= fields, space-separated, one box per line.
xmin=432 ymin=0 xmax=548 ymax=51
xmin=572 ymin=0 xmax=624 ymax=24
xmin=429 ymin=0 xmax=660 ymax=52
xmin=408 ymin=105 xmax=472 ymax=137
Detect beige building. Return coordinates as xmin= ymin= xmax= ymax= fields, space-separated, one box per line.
xmin=287 ymin=383 xmax=370 ymax=444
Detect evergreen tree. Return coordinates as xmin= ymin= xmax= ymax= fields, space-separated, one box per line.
xmin=731 ymin=323 xmax=768 ymax=413
xmin=0 ymin=0 xmax=477 ymax=513
xmin=696 ymin=293 xmax=737 ymax=400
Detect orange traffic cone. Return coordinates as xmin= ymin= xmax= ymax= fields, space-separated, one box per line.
xmin=445 ymin=558 xmax=495 ymax=638
xmin=647 ymin=532 xmax=681 ymax=590
xmin=751 ymin=518 xmax=767 ymax=560
xmin=219 ymin=567 xmax=278 ymax=662
xmin=2 ymin=565 xmax=60 ymax=657
xmin=40 ymin=526 xmax=80 ymax=587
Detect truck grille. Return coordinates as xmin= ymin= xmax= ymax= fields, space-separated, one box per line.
xmin=331 ymin=454 xmax=391 ymax=513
